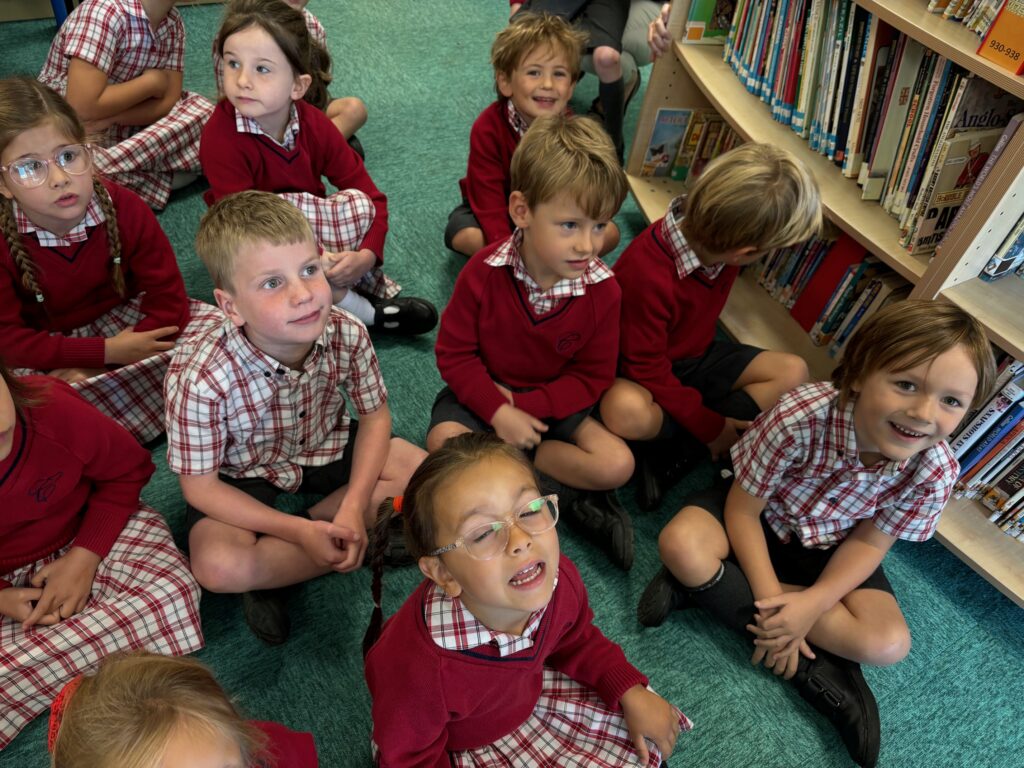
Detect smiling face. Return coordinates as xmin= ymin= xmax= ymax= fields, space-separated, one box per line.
xmin=221 ymin=24 xmax=311 ymax=140
xmin=496 ymin=43 xmax=574 ymax=125
xmin=0 ymin=120 xmax=92 ymax=238
xmin=420 ymin=455 xmax=560 ymax=635
xmin=851 ymin=344 xmax=979 ymax=465
xmin=213 ymin=237 xmax=332 ymax=368
xmin=511 ymin=190 xmax=610 ymax=291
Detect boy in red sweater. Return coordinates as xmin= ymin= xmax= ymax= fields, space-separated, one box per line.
xmin=431 ymin=114 xmax=636 ymax=569
xmin=165 ymin=192 xmax=425 ymax=645
xmin=601 ymin=143 xmax=821 ymax=510
xmin=445 ymin=12 xmax=620 ymax=259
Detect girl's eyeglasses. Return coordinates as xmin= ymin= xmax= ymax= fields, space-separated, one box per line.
xmin=428 ymin=495 xmax=559 ymax=561
xmin=0 ymin=144 xmax=93 ymax=188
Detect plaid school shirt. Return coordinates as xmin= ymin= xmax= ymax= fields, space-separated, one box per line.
xmin=165 ymin=309 xmax=387 ymax=492
xmin=661 ymin=195 xmax=725 ymax=281
xmin=732 ymin=381 xmax=960 ymax=548
xmin=483 ymin=229 xmax=614 ymax=315
xmin=14 ymin=196 xmax=104 ymax=247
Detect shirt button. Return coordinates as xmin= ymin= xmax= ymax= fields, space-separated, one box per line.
xmin=263 ymin=371 xmax=271 ymax=377
xmin=828 ymin=497 xmax=839 ymax=504
xmin=277 ymin=367 xmax=286 ymax=375
xmin=299 ymin=438 xmax=306 ymax=445
xmin=299 ymin=410 xmax=306 ymax=418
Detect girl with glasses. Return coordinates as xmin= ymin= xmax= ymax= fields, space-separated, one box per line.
xmin=363 ymin=432 xmax=691 ymax=767
xmin=0 ymin=78 xmax=221 ymax=443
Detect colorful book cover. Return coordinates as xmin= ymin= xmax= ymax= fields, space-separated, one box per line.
xmin=684 ymin=0 xmax=736 ymax=44
xmin=980 ymin=215 xmax=1024 ymax=281
xmin=978 ymin=0 xmax=1024 ymax=75
xmin=789 ymin=233 xmax=864 ymax=331
xmin=671 ymin=109 xmax=715 ymax=181
xmin=640 ymin=108 xmax=693 ymax=178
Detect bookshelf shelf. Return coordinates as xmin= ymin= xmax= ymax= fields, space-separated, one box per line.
xmin=943 ymin=276 xmax=1024 ymax=362
xmin=855 ymin=0 xmax=1024 ymax=102
xmin=626 ymin=174 xmax=683 ymax=222
xmin=672 ymin=42 xmax=931 ymax=284
xmin=936 ymin=497 xmax=1024 ymax=608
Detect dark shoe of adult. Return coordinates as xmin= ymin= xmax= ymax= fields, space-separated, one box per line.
xmin=372 ymin=296 xmax=438 ymax=336
xmin=637 ymin=566 xmax=690 ymax=627
xmin=241 ymin=588 xmax=291 ymax=646
xmin=566 ymin=490 xmax=634 ymax=570
xmin=792 ymin=651 xmax=881 ymax=768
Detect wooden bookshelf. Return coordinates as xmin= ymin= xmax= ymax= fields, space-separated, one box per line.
xmin=626 ymin=174 xmax=683 ymax=222
xmin=856 ymin=0 xmax=1024 ymax=102
xmin=944 ymin=277 xmax=1024 ymax=362
xmin=936 ymin=497 xmax=1024 ymax=608
xmin=673 ymin=41 xmax=932 ymax=284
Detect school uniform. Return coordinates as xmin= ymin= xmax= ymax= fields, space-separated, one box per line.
xmin=0 ymin=379 xmax=204 ymax=749
xmin=366 ymin=556 xmax=691 ymax=767
xmin=432 ymin=232 xmax=620 ymax=436
xmin=39 ymin=0 xmax=214 ymax=209
xmin=614 ymin=195 xmax=761 ymax=444
xmin=0 ymin=180 xmax=221 ymax=443
xmin=200 ymin=99 xmax=398 ymax=299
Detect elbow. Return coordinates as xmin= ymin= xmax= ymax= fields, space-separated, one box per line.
xmin=66 ymin=91 xmax=101 ymax=122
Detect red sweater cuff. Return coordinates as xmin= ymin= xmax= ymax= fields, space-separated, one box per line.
xmin=0 ymin=578 xmax=12 ymax=590
xmin=73 ymin=507 xmax=131 ymax=561
xmin=60 ymin=336 xmax=107 ymax=369
xmin=465 ymin=387 xmax=510 ymax=425
xmin=512 ymin=389 xmax=552 ymax=420
xmin=597 ymin=665 xmax=649 ymax=709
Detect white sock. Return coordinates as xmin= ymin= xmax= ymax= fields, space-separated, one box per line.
xmin=337 ymin=290 xmax=376 ymax=326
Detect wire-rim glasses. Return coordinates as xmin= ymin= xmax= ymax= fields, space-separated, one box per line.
xmin=428 ymin=495 xmax=559 ymax=561
xmin=0 ymin=144 xmax=93 ymax=188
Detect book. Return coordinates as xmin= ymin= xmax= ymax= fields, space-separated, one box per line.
xmin=792 ymin=0 xmax=828 ymax=137
xmin=640 ymin=108 xmax=693 ymax=177
xmin=789 ymin=233 xmax=865 ymax=331
xmin=980 ymin=214 xmax=1024 ymax=281
xmin=831 ymin=4 xmax=869 ymax=164
xmin=809 ymin=255 xmax=882 ymax=346
xmin=950 ymin=373 xmax=1024 ymax=458
xmin=671 ymin=109 xmax=716 ymax=181
xmin=852 ymin=25 xmax=898 ymax=177
xmin=880 ymin=49 xmax=935 ymax=211
xmin=828 ymin=272 xmax=909 ymax=357
xmin=958 ymin=402 xmax=1024 ymax=477
xmin=684 ymin=0 xmax=736 ymax=44
xmin=982 ymin=453 xmax=1024 ymax=513
xmin=957 ymin=419 xmax=1024 ymax=495
xmin=977 ymin=0 xmax=1024 ymax=75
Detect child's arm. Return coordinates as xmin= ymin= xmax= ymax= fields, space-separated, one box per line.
xmin=465 ymin=111 xmax=515 ymax=245
xmin=65 ymin=58 xmax=171 ymax=125
xmin=724 ymin=483 xmax=782 ymax=599
xmin=330 ymin=404 xmax=392 ymax=572
xmin=179 ymin=472 xmax=353 ymax=568
xmin=90 ymin=69 xmax=184 ymax=128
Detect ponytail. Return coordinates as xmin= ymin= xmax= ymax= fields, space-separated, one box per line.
xmin=304 ymin=36 xmax=333 ymax=112
xmin=363 ymin=496 xmax=400 ymax=658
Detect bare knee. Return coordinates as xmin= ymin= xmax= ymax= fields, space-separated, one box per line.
xmin=592 ymin=46 xmax=621 ymax=74
xmin=427 ymin=423 xmax=470 ymax=453
xmin=600 ymin=223 xmax=620 ymax=256
xmin=657 ymin=508 xmax=722 ymax=585
xmin=451 ymin=227 xmax=485 ymax=257
xmin=775 ymin=353 xmax=809 ymax=394
xmin=596 ymin=440 xmax=635 ymax=488
xmin=600 ymin=383 xmax=659 ymax=440
xmin=190 ymin=539 xmax=257 ymax=593
xmin=862 ymin=625 xmax=912 ymax=666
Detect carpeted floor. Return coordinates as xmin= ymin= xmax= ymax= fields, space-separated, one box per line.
xmin=1 ymin=2 xmax=1022 ymax=766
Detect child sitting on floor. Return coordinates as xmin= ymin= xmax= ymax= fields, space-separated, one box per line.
xmin=364 ymin=432 xmax=691 ymax=767
xmin=638 ymin=301 xmax=996 ymax=767
xmin=430 ymin=114 xmax=637 ymax=569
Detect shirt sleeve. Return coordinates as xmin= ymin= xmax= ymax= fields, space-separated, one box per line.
xmin=512 ymin=283 xmax=620 ymax=420
xmin=57 ymin=0 xmax=124 ymax=77
xmin=874 ymin=448 xmax=958 ymax=542
xmin=336 ymin=314 xmax=388 ymax=415
xmin=164 ymin=359 xmax=227 ymax=477
xmin=731 ymin=397 xmax=804 ymax=501
xmin=465 ymin=110 xmax=514 ymax=245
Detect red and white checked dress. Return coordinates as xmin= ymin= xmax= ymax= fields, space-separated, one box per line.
xmin=0 ymin=506 xmax=204 ymax=750
xmin=39 ymin=0 xmax=214 ymax=209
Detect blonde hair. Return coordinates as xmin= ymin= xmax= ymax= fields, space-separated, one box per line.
xmin=51 ymin=651 xmax=263 ymax=768
xmin=510 ymin=113 xmax=626 ymax=220
xmin=832 ymin=300 xmax=996 ymax=411
xmin=195 ymin=190 xmax=315 ymax=290
xmin=0 ymin=77 xmax=124 ymax=303
xmin=491 ymin=12 xmax=587 ymax=98
xmin=679 ymin=143 xmax=822 ymax=255
xmin=216 ymin=0 xmax=332 ymax=110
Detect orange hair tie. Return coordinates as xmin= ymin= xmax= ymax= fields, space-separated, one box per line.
xmin=393 ymin=495 xmax=404 ymax=515
xmin=48 ymin=675 xmax=84 ymax=752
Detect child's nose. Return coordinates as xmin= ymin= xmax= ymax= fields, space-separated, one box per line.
xmin=907 ymin=395 xmax=936 ymax=423
xmin=506 ymin=521 xmax=533 ymax=554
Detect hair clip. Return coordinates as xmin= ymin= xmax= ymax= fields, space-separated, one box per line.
xmin=393 ymin=495 xmax=404 ymax=515
xmin=35 ymin=292 xmax=44 ymax=303
xmin=113 ymin=256 xmax=121 ymax=265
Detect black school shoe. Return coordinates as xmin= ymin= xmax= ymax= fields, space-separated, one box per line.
xmin=637 ymin=566 xmax=690 ymax=627
xmin=241 ymin=588 xmax=291 ymax=646
xmin=792 ymin=650 xmax=881 ymax=768
xmin=371 ymin=296 xmax=438 ymax=336
xmin=635 ymin=435 xmax=709 ymax=511
xmin=565 ymin=490 xmax=635 ymax=570
xmin=347 ymin=133 xmax=365 ymax=160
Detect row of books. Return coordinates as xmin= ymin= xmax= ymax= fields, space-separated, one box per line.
xmin=639 ymin=107 xmax=742 ymax=180
xmin=747 ymin=231 xmax=911 ymax=358
xmin=949 ymin=356 xmax=1024 ymax=540
xmin=927 ymin=0 xmax=1002 ymax=38
xmin=979 ymin=212 xmax=1024 ymax=282
xmin=720 ymin=0 xmax=1024 ymax=256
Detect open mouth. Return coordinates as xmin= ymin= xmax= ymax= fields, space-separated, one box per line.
xmin=509 ymin=561 xmax=545 ymax=587
xmin=55 ymin=194 xmax=78 ymax=207
xmin=566 ymin=258 xmax=590 ymax=269
xmin=889 ymin=422 xmax=928 ymax=440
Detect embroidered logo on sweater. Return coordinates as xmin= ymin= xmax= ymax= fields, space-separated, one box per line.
xmin=28 ymin=472 xmax=62 ymax=503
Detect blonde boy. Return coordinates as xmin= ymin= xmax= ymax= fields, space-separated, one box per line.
xmin=164 ymin=191 xmax=425 ymax=645
xmin=601 ymin=143 xmax=821 ymax=509
xmin=431 ymin=114 xmax=636 ymax=569
xmin=445 ymin=13 xmax=620 ymax=258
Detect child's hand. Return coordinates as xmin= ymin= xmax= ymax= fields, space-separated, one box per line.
xmin=509 ymin=2 xmax=522 ymax=18
xmin=141 ymin=67 xmax=171 ymax=98
xmin=491 ymin=404 xmax=547 ymax=451
xmin=0 ymin=586 xmax=59 ymax=625
xmin=748 ymin=610 xmax=816 ymax=678
xmin=331 ymin=504 xmax=368 ymax=573
xmin=493 ymin=382 xmax=514 ymax=405
xmin=755 ymin=589 xmax=827 ymax=649
xmin=323 ymin=249 xmax=376 ymax=289
xmin=706 ymin=416 xmax=751 ymax=460
xmin=648 ymin=3 xmax=673 ymax=59
xmin=620 ymin=685 xmax=683 ymax=763
xmin=49 ymin=367 xmax=106 ymax=384
xmin=104 ymin=326 xmax=179 ymax=365
xmin=24 ymin=547 xmax=101 ymax=628
xmin=298 ymin=519 xmax=357 ymax=569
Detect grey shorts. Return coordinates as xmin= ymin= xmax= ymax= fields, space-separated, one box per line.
xmin=428 ymin=386 xmax=593 ymax=444
xmin=520 ymin=0 xmax=631 ymax=51
xmin=444 ymin=199 xmax=482 ymax=251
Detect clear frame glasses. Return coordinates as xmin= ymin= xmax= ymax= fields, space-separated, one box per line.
xmin=0 ymin=144 xmax=93 ymax=188
xmin=428 ymin=495 xmax=559 ymax=561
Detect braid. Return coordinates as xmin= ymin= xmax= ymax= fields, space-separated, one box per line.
xmin=362 ymin=498 xmax=398 ymax=658
xmin=92 ymin=179 xmax=125 ymax=297
xmin=0 ymin=196 xmax=44 ymax=303
xmin=305 ymin=37 xmax=333 ymax=111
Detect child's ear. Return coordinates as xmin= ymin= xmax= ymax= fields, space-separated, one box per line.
xmin=508 ymin=190 xmax=531 ymax=229
xmin=725 ymin=246 xmax=760 ymax=265
xmin=419 ymin=555 xmax=462 ymax=599
xmin=291 ymin=73 xmax=312 ymax=102
xmin=0 ymin=179 xmax=14 ymax=201
xmin=214 ymin=287 xmax=245 ymax=328
xmin=496 ymin=71 xmax=514 ymax=100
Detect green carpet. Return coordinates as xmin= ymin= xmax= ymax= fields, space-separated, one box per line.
xmin=2 ymin=2 xmax=1022 ymax=766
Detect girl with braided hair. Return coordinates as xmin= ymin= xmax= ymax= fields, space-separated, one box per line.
xmin=0 ymin=77 xmax=220 ymax=443
xmin=363 ymin=432 xmax=691 ymax=768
